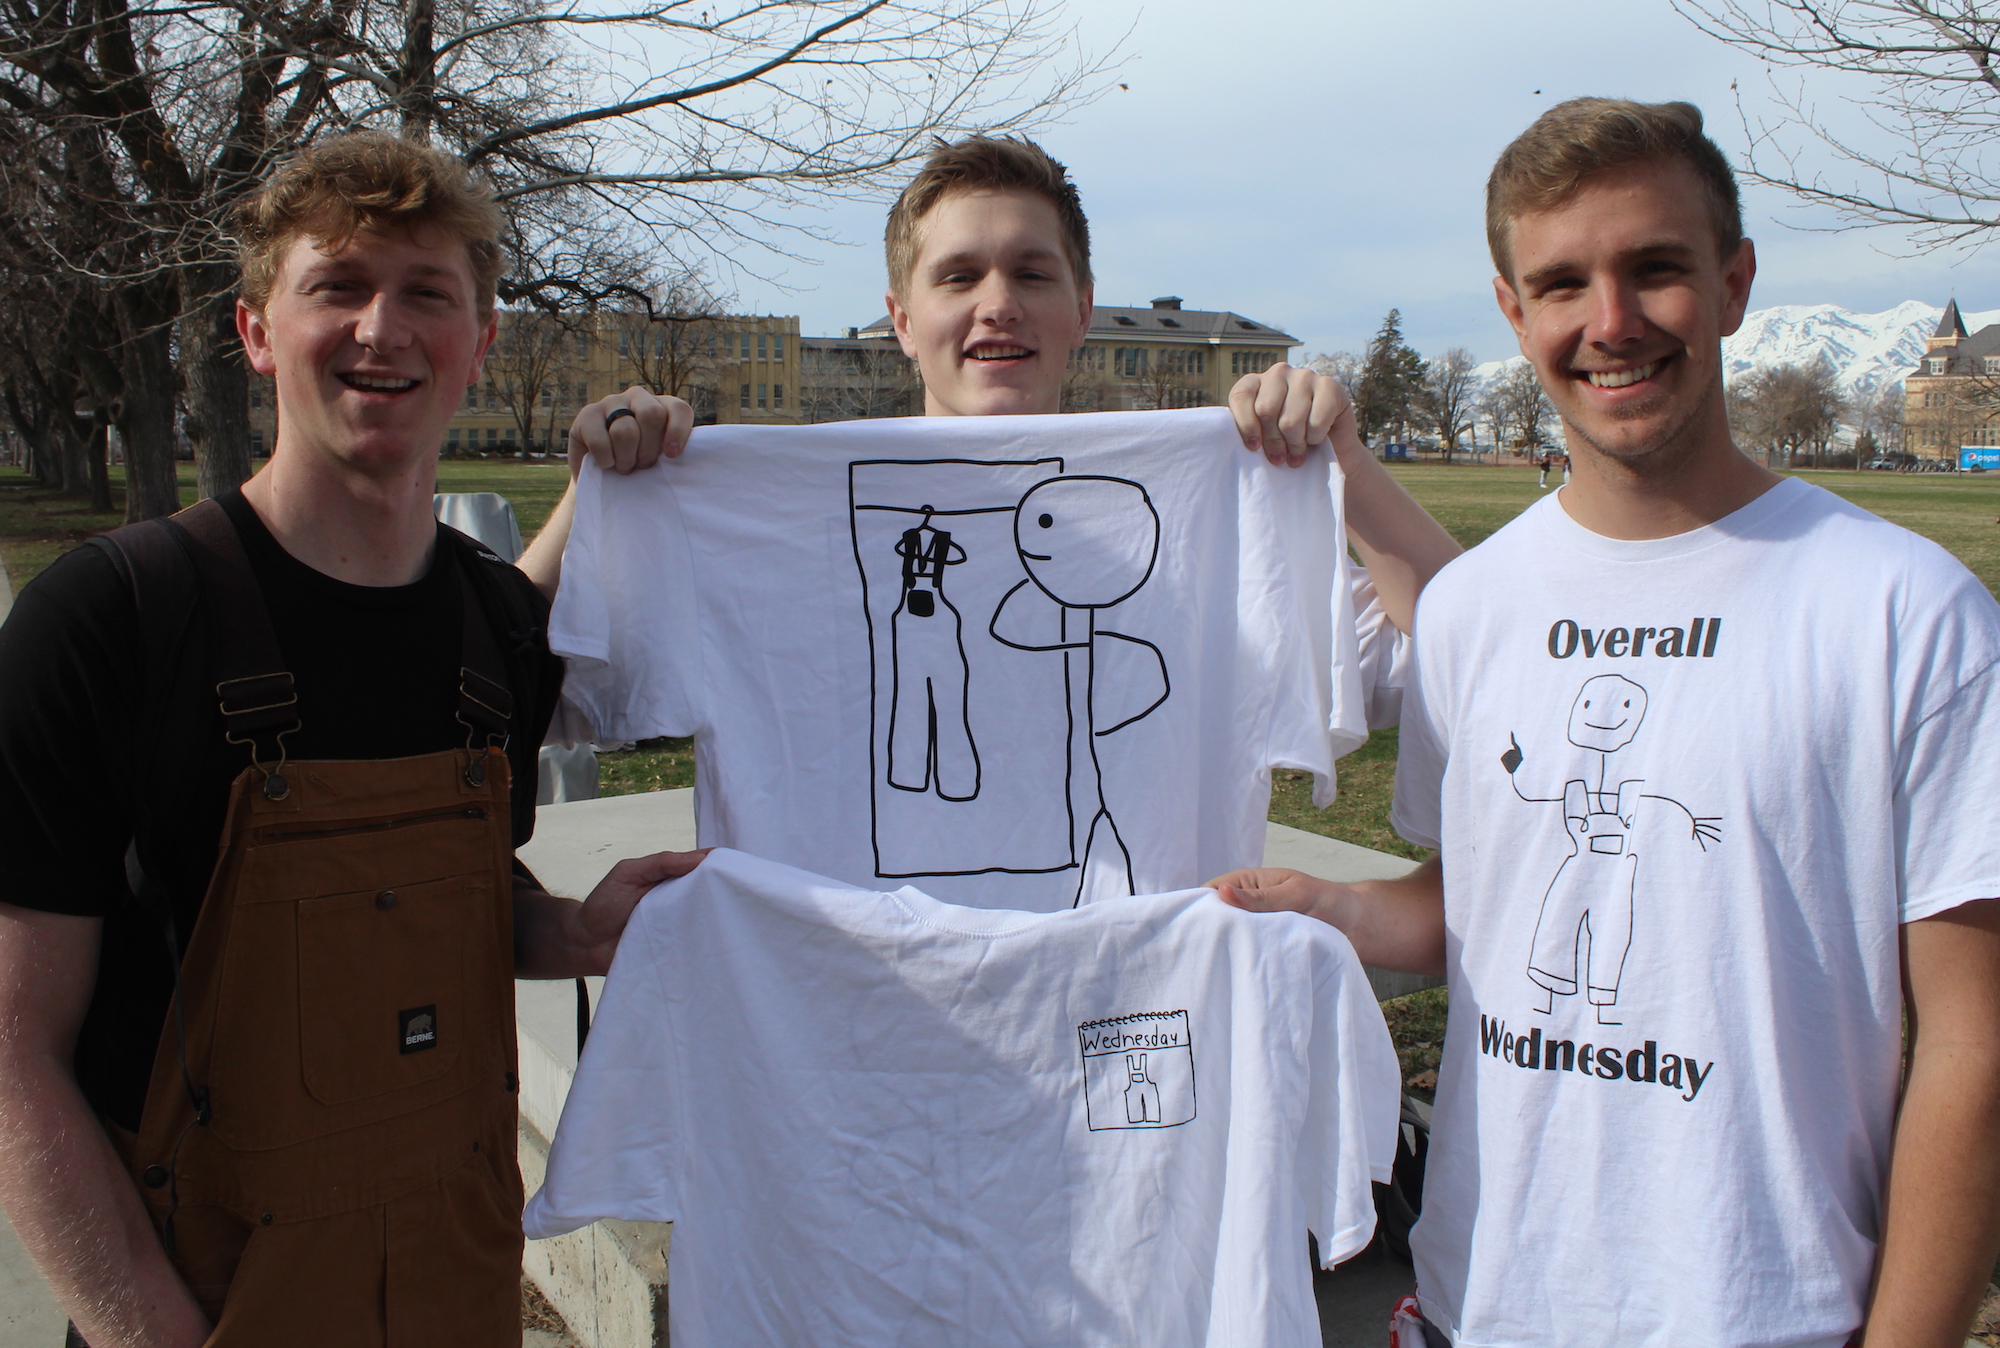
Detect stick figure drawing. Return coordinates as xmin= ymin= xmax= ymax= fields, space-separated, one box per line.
xmin=849 ymin=460 xmax=1171 ymax=900
xmin=991 ymin=476 xmax=1170 ymax=905
xmin=1503 ymin=674 xmax=1720 ymax=1023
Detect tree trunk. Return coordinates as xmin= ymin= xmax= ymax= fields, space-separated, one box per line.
xmin=87 ymin=414 xmax=113 ymax=511
xmin=116 ymin=283 xmax=184 ymax=521
xmin=181 ymin=265 xmax=254 ymax=499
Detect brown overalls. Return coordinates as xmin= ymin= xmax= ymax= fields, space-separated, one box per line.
xmin=122 ymin=499 xmax=525 ymax=1345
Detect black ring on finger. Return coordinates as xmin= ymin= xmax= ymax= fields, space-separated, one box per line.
xmin=604 ymin=406 xmax=637 ymax=428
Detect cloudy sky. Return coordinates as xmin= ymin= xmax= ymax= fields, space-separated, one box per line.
xmin=712 ymin=0 xmax=2000 ymax=367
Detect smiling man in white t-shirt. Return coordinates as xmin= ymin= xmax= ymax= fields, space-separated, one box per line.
xmin=1215 ymin=98 xmax=2000 ymax=1348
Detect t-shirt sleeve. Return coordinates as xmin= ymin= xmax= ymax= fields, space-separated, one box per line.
xmin=1298 ymin=927 xmax=1402 ymax=1268
xmin=1349 ymin=565 xmax=1410 ymax=731
xmin=547 ymin=461 xmax=702 ymax=743
xmin=1896 ymin=659 xmax=2000 ymax=923
xmin=1247 ymin=450 xmax=1368 ymax=808
xmin=523 ymin=894 xmax=683 ymax=1238
xmin=1388 ymin=631 xmax=1445 ymax=852
xmin=0 ymin=546 xmax=142 ymax=917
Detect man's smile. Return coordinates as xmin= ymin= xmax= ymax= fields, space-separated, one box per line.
xmin=1574 ymin=356 xmax=1667 ymax=389
xmin=968 ymin=345 xmax=1033 ymax=362
xmin=339 ymin=372 xmax=421 ymax=392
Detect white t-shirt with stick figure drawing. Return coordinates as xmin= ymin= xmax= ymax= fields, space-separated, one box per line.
xmin=523 ymin=847 xmax=1400 ymax=1348
xmin=552 ymin=407 xmax=1368 ymax=911
xmin=1391 ymin=478 xmax=2000 ymax=1348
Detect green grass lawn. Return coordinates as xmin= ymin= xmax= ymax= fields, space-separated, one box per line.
xmin=0 ymin=458 xmax=572 ymax=591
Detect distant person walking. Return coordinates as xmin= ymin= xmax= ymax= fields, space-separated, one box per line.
xmin=1537 ymin=451 xmax=1553 ymax=489
xmin=1560 ymin=451 xmax=1572 ymax=486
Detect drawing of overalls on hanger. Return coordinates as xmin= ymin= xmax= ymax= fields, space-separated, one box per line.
xmin=990 ymin=476 xmax=1170 ymax=905
xmin=886 ymin=508 xmax=979 ymax=801
xmin=1503 ymin=674 xmax=1719 ymax=1024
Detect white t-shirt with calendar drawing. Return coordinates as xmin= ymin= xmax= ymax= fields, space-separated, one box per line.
xmin=1390 ymin=478 xmax=2000 ymax=1348
xmin=523 ymin=847 xmax=1401 ymax=1348
xmin=552 ymin=407 xmax=1367 ymax=910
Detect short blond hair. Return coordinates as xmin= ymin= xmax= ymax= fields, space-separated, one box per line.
xmin=884 ymin=135 xmax=1092 ymax=297
xmin=237 ymin=131 xmax=507 ymax=314
xmin=1486 ymin=98 xmax=1742 ymax=280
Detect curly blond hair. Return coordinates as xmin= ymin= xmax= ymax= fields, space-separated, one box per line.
xmin=237 ymin=131 xmax=506 ymax=314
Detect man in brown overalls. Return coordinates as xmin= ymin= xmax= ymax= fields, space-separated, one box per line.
xmin=0 ymin=133 xmax=701 ymax=1346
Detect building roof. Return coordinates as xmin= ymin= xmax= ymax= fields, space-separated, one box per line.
xmin=1935 ymin=299 xmax=1971 ymax=340
xmin=1907 ymin=313 xmax=2000 ymax=376
xmin=854 ymin=300 xmax=1298 ymax=346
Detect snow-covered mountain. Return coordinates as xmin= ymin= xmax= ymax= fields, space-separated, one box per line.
xmin=1473 ymin=301 xmax=2000 ymax=405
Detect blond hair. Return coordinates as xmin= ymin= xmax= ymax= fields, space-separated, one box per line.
xmin=237 ymin=131 xmax=506 ymax=314
xmin=1486 ymin=98 xmax=1742 ymax=279
xmin=884 ymin=135 xmax=1091 ymax=296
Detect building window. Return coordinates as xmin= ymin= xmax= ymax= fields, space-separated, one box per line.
xmin=485 ymin=381 xmax=497 ymax=410
xmin=757 ymin=383 xmax=768 ymax=409
xmin=448 ymin=428 xmax=460 ymax=446
xmin=740 ymin=382 xmax=750 ymax=409
xmin=1930 ymin=358 xmax=1947 ymax=374
xmin=250 ymin=386 xmax=262 ymax=409
xmin=1115 ymin=347 xmax=1147 ymax=378
xmin=758 ymin=332 xmax=768 ymax=361
xmin=251 ymin=429 xmax=265 ymax=456
xmin=618 ymin=330 xmax=629 ymax=357
xmin=773 ymin=334 xmax=785 ymax=362
xmin=774 ymin=383 xmax=784 ymax=408
xmin=542 ymin=385 xmax=553 ymax=408
xmin=1987 ymin=357 xmax=2000 ymax=374
xmin=575 ymin=333 xmax=590 ymax=358
xmin=500 ymin=427 xmax=513 ymax=444
xmin=741 ymin=333 xmax=752 ymax=360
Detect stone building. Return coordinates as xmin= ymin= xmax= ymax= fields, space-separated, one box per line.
xmin=1902 ymin=299 xmax=2000 ymax=462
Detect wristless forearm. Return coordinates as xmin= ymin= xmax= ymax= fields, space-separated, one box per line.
xmin=1861 ymin=1040 xmax=2000 ymax=1347
xmin=1318 ymin=860 xmax=1447 ymax=976
xmin=0 ymin=1056 xmax=208 ymax=1348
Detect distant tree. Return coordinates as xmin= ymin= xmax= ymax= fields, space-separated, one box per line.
xmin=1352 ymin=311 xmax=1428 ymax=446
xmin=1729 ymin=361 xmax=1845 ymax=467
xmin=614 ymin=274 xmax=729 ymax=411
xmin=1491 ymin=362 xmax=1556 ymax=451
xmin=1133 ymin=346 xmax=1208 ymax=411
xmin=1674 ymin=1 xmax=2000 ymax=251
xmin=799 ymin=341 xmax=921 ymax=423
xmin=1305 ymin=351 xmax=1364 ymax=390
xmin=1853 ymin=379 xmax=1908 ymax=456
xmin=1061 ymin=345 xmax=1113 ymax=414
xmin=1421 ymin=348 xmax=1482 ymax=462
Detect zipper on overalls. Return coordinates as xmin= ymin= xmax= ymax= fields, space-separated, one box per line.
xmin=265 ymin=805 xmax=488 ymax=843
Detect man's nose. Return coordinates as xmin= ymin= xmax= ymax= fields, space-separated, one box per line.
xmin=353 ymin=292 xmax=414 ymax=350
xmin=972 ymin=274 xmax=1024 ymax=326
xmin=1584 ymin=276 xmax=1647 ymax=348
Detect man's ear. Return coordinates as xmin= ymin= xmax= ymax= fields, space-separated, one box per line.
xmin=1492 ymin=275 xmax=1529 ymax=346
xmin=1717 ymin=238 xmax=1756 ymax=339
xmin=237 ymin=300 xmax=279 ymax=376
xmin=885 ymin=290 xmax=921 ymax=360
xmin=468 ymin=311 xmax=499 ymax=385
xmin=1072 ymin=284 xmax=1094 ymax=350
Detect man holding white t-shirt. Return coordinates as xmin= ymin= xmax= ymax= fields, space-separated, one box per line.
xmin=1214 ymin=99 xmax=2000 ymax=1347
xmin=529 ymin=134 xmax=1460 ymax=647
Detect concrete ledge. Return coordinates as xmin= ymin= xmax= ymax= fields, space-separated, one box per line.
xmin=514 ymin=788 xmax=1440 ymax=1347
xmin=519 ymin=1117 xmax=670 ymax=1348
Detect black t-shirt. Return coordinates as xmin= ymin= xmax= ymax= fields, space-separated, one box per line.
xmin=0 ymin=489 xmax=561 ymax=1129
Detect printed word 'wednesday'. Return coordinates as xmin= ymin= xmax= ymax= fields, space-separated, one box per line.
xmin=1480 ymin=1015 xmax=1713 ymax=1102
